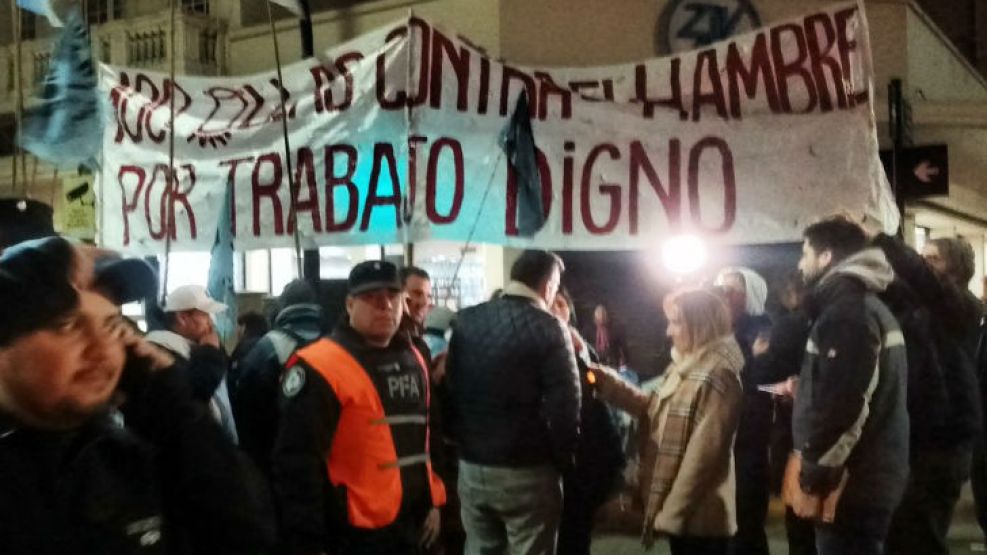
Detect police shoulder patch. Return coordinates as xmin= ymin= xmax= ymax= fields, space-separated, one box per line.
xmin=282 ymin=366 xmax=307 ymax=397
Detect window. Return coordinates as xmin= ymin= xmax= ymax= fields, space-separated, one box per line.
xmin=914 ymin=225 xmax=930 ymax=253
xmin=86 ymin=0 xmax=111 ymax=26
xmin=0 ymin=114 xmax=16 ymax=157
xmin=160 ymin=251 xmax=211 ymax=294
xmin=100 ymin=39 xmax=112 ymax=63
xmin=20 ymin=11 xmax=37 ymax=41
xmin=182 ymin=0 xmax=209 ymax=15
xmin=32 ymin=53 xmax=50 ymax=90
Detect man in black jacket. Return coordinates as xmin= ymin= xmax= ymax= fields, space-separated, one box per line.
xmin=447 ymin=249 xmax=580 ymax=555
xmin=874 ymin=233 xmax=983 ymax=555
xmin=791 ymin=218 xmax=909 ymax=555
xmin=0 ymin=236 xmax=275 ymax=555
xmin=235 ymin=279 xmax=323 ymax=481
xmin=273 ymin=260 xmax=445 ymax=555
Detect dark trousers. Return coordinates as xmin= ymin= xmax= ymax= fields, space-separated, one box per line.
xmin=556 ymin=491 xmax=595 ymax=555
xmin=731 ymin=452 xmax=770 ymax=555
xmin=886 ymin=446 xmax=971 ymax=555
xmin=338 ymin=526 xmax=424 ymax=555
xmin=971 ymin=444 xmax=987 ymax=539
xmin=816 ymin=524 xmax=884 ymax=555
xmin=785 ymin=507 xmax=817 ymax=555
xmin=816 ymin=506 xmax=894 ymax=555
xmin=670 ymin=536 xmax=730 ymax=555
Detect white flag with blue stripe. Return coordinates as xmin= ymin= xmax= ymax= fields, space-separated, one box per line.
xmin=207 ymin=178 xmax=238 ymax=344
xmin=19 ymin=8 xmax=104 ymax=170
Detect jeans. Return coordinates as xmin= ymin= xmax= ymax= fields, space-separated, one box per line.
xmin=886 ymin=446 xmax=972 ymax=555
xmin=669 ymin=536 xmax=730 ymax=555
xmin=458 ymin=461 xmax=562 ymax=555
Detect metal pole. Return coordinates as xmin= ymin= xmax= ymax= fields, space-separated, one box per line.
xmin=265 ymin=0 xmax=303 ymax=278
xmin=10 ymin=0 xmax=24 ymax=198
xmin=161 ymin=0 xmax=178 ymax=296
xmin=888 ymin=79 xmax=906 ymax=237
xmin=298 ymin=0 xmax=321 ymax=285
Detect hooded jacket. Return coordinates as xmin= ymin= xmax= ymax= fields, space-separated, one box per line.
xmin=234 ymin=303 xmax=323 ymax=479
xmin=716 ymin=267 xmax=772 ymax=456
xmin=793 ymin=248 xmax=909 ymax=529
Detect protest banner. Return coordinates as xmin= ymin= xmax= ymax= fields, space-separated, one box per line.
xmin=98 ymin=1 xmax=898 ymax=253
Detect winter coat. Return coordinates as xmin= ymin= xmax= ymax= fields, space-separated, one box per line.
xmin=447 ymin=281 xmax=581 ymax=470
xmin=273 ymin=320 xmax=440 ymax=554
xmin=595 ymin=335 xmax=744 ymax=542
xmin=873 ymin=233 xmax=983 ymax=450
xmin=751 ymin=308 xmax=811 ymax=491
xmin=793 ymin=248 xmax=909 ymax=531
xmin=0 ymin=363 xmax=276 ymax=555
xmin=234 ymin=303 xmax=322 ymax=480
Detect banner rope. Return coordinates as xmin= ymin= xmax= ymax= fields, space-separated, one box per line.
xmin=444 ymin=148 xmax=503 ymax=304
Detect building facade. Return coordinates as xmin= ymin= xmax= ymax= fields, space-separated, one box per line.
xmin=1 ymin=0 xmax=985 ymax=301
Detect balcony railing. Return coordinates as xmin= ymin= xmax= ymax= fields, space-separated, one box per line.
xmin=0 ymin=10 xmax=226 ymax=111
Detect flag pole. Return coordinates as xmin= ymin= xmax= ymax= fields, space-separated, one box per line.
xmin=265 ymin=0 xmax=303 ymax=277
xmin=161 ymin=0 xmax=179 ymax=297
xmin=10 ymin=0 xmax=24 ymax=199
xmin=298 ymin=0 xmax=322 ymax=286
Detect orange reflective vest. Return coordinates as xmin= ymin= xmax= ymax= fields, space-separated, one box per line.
xmin=295 ymin=338 xmax=447 ymax=529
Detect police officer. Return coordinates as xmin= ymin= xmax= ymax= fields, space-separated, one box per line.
xmin=274 ymin=260 xmax=445 ymax=555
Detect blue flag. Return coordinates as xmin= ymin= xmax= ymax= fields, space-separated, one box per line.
xmin=499 ymin=90 xmax=546 ymax=237
xmin=16 ymin=0 xmax=63 ymax=27
xmin=207 ymin=179 xmax=237 ymax=344
xmin=19 ymin=8 xmax=104 ymax=170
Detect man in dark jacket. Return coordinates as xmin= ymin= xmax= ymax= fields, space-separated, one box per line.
xmin=873 ymin=233 xmax=983 ymax=555
xmin=273 ymin=260 xmax=445 ymax=555
xmin=235 ymin=279 xmax=323 ymax=481
xmin=791 ymin=218 xmax=909 ymax=555
xmin=447 ymin=249 xmax=580 ymax=555
xmin=716 ymin=266 xmax=773 ymax=555
xmin=0 ymin=236 xmax=275 ymax=555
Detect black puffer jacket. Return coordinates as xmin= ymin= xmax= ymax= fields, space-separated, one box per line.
xmin=793 ymin=249 xmax=909 ymax=531
xmin=447 ymin=285 xmax=581 ymax=470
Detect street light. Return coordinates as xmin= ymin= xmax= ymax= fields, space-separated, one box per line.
xmin=661 ymin=233 xmax=708 ymax=276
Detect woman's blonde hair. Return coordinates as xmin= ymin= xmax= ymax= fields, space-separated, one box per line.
xmin=663 ymin=287 xmax=732 ymax=353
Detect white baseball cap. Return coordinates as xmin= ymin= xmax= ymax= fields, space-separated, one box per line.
xmin=163 ymin=284 xmax=227 ymax=314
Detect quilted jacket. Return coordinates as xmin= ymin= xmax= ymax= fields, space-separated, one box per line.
xmin=447 ymin=282 xmax=581 ymax=470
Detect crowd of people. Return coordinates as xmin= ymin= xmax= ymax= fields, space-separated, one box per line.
xmin=2 ymin=214 xmax=987 ymax=555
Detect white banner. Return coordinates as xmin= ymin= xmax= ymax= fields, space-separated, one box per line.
xmin=98 ymin=1 xmax=898 ymax=253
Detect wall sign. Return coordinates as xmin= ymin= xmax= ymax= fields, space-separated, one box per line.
xmin=658 ymin=0 xmax=761 ymax=54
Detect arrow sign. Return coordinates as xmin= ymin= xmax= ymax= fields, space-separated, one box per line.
xmin=879 ymin=144 xmax=949 ymax=199
xmin=913 ymin=160 xmax=940 ymax=184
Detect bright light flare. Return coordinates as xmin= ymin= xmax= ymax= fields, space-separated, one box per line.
xmin=661 ymin=234 xmax=708 ymax=275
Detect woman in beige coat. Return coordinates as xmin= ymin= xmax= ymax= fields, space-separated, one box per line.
xmin=592 ymin=287 xmax=745 ymax=555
